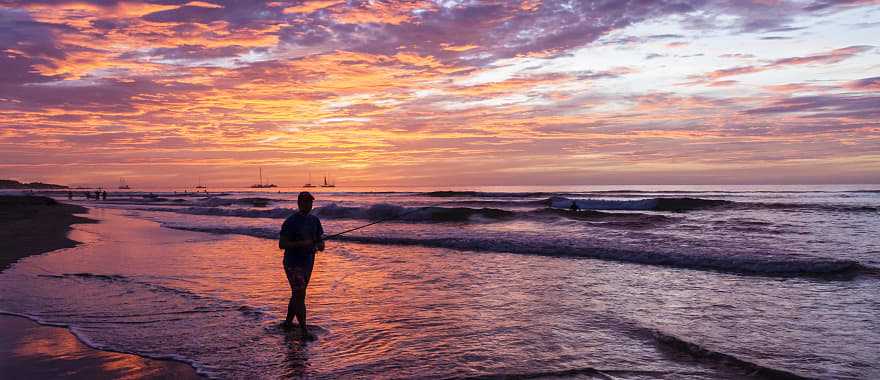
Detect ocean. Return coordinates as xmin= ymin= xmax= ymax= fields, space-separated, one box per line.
xmin=1 ymin=185 xmax=878 ymax=379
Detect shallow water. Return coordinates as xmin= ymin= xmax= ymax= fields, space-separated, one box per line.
xmin=2 ymin=185 xmax=879 ymax=378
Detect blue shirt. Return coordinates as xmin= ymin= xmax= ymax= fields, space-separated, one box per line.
xmin=280 ymin=212 xmax=323 ymax=267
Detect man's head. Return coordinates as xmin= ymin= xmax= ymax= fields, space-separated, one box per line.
xmin=297 ymin=191 xmax=315 ymax=214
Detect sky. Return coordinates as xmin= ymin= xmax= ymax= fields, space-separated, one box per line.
xmin=1 ymin=0 xmax=879 ymax=187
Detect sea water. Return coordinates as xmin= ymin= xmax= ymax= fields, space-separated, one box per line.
xmin=1 ymin=185 xmax=878 ymax=378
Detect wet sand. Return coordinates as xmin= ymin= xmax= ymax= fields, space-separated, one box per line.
xmin=0 ymin=195 xmax=201 ymax=379
xmin=0 ymin=315 xmax=200 ymax=379
xmin=0 ymin=195 xmax=95 ymax=271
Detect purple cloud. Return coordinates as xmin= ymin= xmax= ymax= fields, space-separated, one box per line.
xmin=745 ymin=94 xmax=880 ymax=119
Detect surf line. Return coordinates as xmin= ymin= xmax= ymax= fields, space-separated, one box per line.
xmin=321 ymin=201 xmax=454 ymax=240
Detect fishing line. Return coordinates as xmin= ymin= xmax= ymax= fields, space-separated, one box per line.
xmin=321 ymin=201 xmax=452 ymax=240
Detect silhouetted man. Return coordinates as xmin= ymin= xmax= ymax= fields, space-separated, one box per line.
xmin=279 ymin=191 xmax=324 ymax=340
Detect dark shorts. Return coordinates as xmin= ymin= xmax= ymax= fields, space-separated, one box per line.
xmin=283 ymin=262 xmax=314 ymax=291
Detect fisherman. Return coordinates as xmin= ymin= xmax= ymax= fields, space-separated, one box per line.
xmin=101 ymin=190 xmax=107 ymax=201
xmin=278 ymin=191 xmax=324 ymax=340
xmin=569 ymin=200 xmax=580 ymax=212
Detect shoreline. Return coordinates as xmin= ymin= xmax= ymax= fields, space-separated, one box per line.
xmin=0 ymin=196 xmax=202 ymax=379
xmin=0 ymin=314 xmax=201 ymax=380
xmin=0 ymin=195 xmax=95 ymax=271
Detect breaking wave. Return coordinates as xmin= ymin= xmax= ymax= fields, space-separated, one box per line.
xmin=137 ymin=203 xmax=673 ymax=227
xmin=422 ymin=191 xmax=559 ymax=198
xmin=639 ymin=327 xmax=813 ymax=380
xmin=160 ymin=224 xmax=872 ymax=278
xmin=534 ymin=208 xmax=675 ymax=229
xmin=314 ymin=203 xmax=516 ymax=222
xmin=143 ymin=204 xmax=518 ymax=223
xmin=548 ymin=196 xmax=731 ymax=211
xmin=739 ymin=202 xmax=878 ymax=213
xmin=550 ymin=196 xmax=877 ymax=213
xmin=195 ymin=197 xmax=274 ymax=207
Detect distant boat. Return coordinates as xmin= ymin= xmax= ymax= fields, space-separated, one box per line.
xmin=303 ymin=172 xmax=315 ymax=188
xmin=251 ymin=168 xmax=277 ymax=188
xmin=118 ymin=178 xmax=131 ymax=190
xmin=320 ymin=175 xmax=335 ymax=188
xmin=195 ymin=177 xmax=207 ymax=189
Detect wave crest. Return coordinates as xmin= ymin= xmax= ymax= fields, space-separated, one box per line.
xmin=161 ymin=224 xmax=871 ymax=278
xmin=548 ymin=196 xmax=731 ymax=211
xmin=643 ymin=327 xmax=812 ymax=379
xmin=315 ymin=203 xmax=516 ymax=222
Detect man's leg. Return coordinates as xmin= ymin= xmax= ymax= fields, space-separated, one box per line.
xmin=285 ymin=293 xmax=296 ymax=325
xmin=294 ymin=287 xmax=307 ymax=328
xmin=285 ymin=266 xmax=315 ymax=340
xmin=295 ymin=288 xmax=315 ymax=340
xmin=283 ymin=266 xmax=302 ymax=327
xmin=297 ymin=265 xmax=315 ymax=340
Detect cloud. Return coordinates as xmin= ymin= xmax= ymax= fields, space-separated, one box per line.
xmin=692 ymin=45 xmax=873 ymax=82
xmin=771 ymin=45 xmax=873 ymax=65
xmin=846 ymin=76 xmax=880 ymax=91
xmin=1 ymin=0 xmax=880 ymax=185
xmin=282 ymin=0 xmax=346 ymax=14
xmin=804 ymin=0 xmax=880 ymax=11
xmin=0 ymin=8 xmax=69 ymax=85
xmin=745 ymin=94 xmax=880 ymax=119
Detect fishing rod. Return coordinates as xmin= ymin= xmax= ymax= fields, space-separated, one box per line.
xmin=321 ymin=201 xmax=452 ymax=240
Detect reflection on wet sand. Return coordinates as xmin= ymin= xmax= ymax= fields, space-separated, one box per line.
xmin=0 ymin=315 xmax=199 ymax=379
xmin=284 ymin=332 xmax=310 ymax=378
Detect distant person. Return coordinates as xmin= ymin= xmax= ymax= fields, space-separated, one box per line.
xmin=95 ymin=190 xmax=101 ymax=200
xmin=67 ymin=191 xmax=73 ymax=200
xmin=570 ymin=201 xmax=580 ymax=211
xmin=278 ymin=191 xmax=325 ymax=340
xmin=101 ymin=190 xmax=107 ymax=201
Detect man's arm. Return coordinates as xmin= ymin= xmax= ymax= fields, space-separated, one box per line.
xmin=316 ymin=219 xmax=325 ymax=251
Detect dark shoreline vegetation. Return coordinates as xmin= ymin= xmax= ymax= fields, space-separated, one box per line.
xmin=0 ymin=179 xmax=68 ymax=189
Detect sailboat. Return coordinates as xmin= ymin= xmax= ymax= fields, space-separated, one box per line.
xmin=195 ymin=177 xmax=207 ymax=189
xmin=303 ymin=172 xmax=316 ymax=188
xmin=118 ymin=178 xmax=131 ymax=190
xmin=320 ymin=175 xmax=335 ymax=188
xmin=250 ymin=168 xmax=277 ymax=188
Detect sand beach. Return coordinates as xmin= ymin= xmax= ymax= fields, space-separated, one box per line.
xmin=0 ymin=195 xmax=201 ymax=379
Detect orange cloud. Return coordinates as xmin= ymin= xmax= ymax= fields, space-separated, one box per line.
xmin=2 ymin=0 xmax=879 ymax=186
xmin=184 ymin=1 xmax=225 ymax=9
xmin=331 ymin=1 xmax=436 ymax=25
xmin=441 ymin=44 xmax=480 ymax=52
xmin=282 ymin=0 xmax=345 ymax=14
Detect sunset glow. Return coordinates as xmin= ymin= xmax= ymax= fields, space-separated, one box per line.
xmin=2 ymin=0 xmax=879 ymax=186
